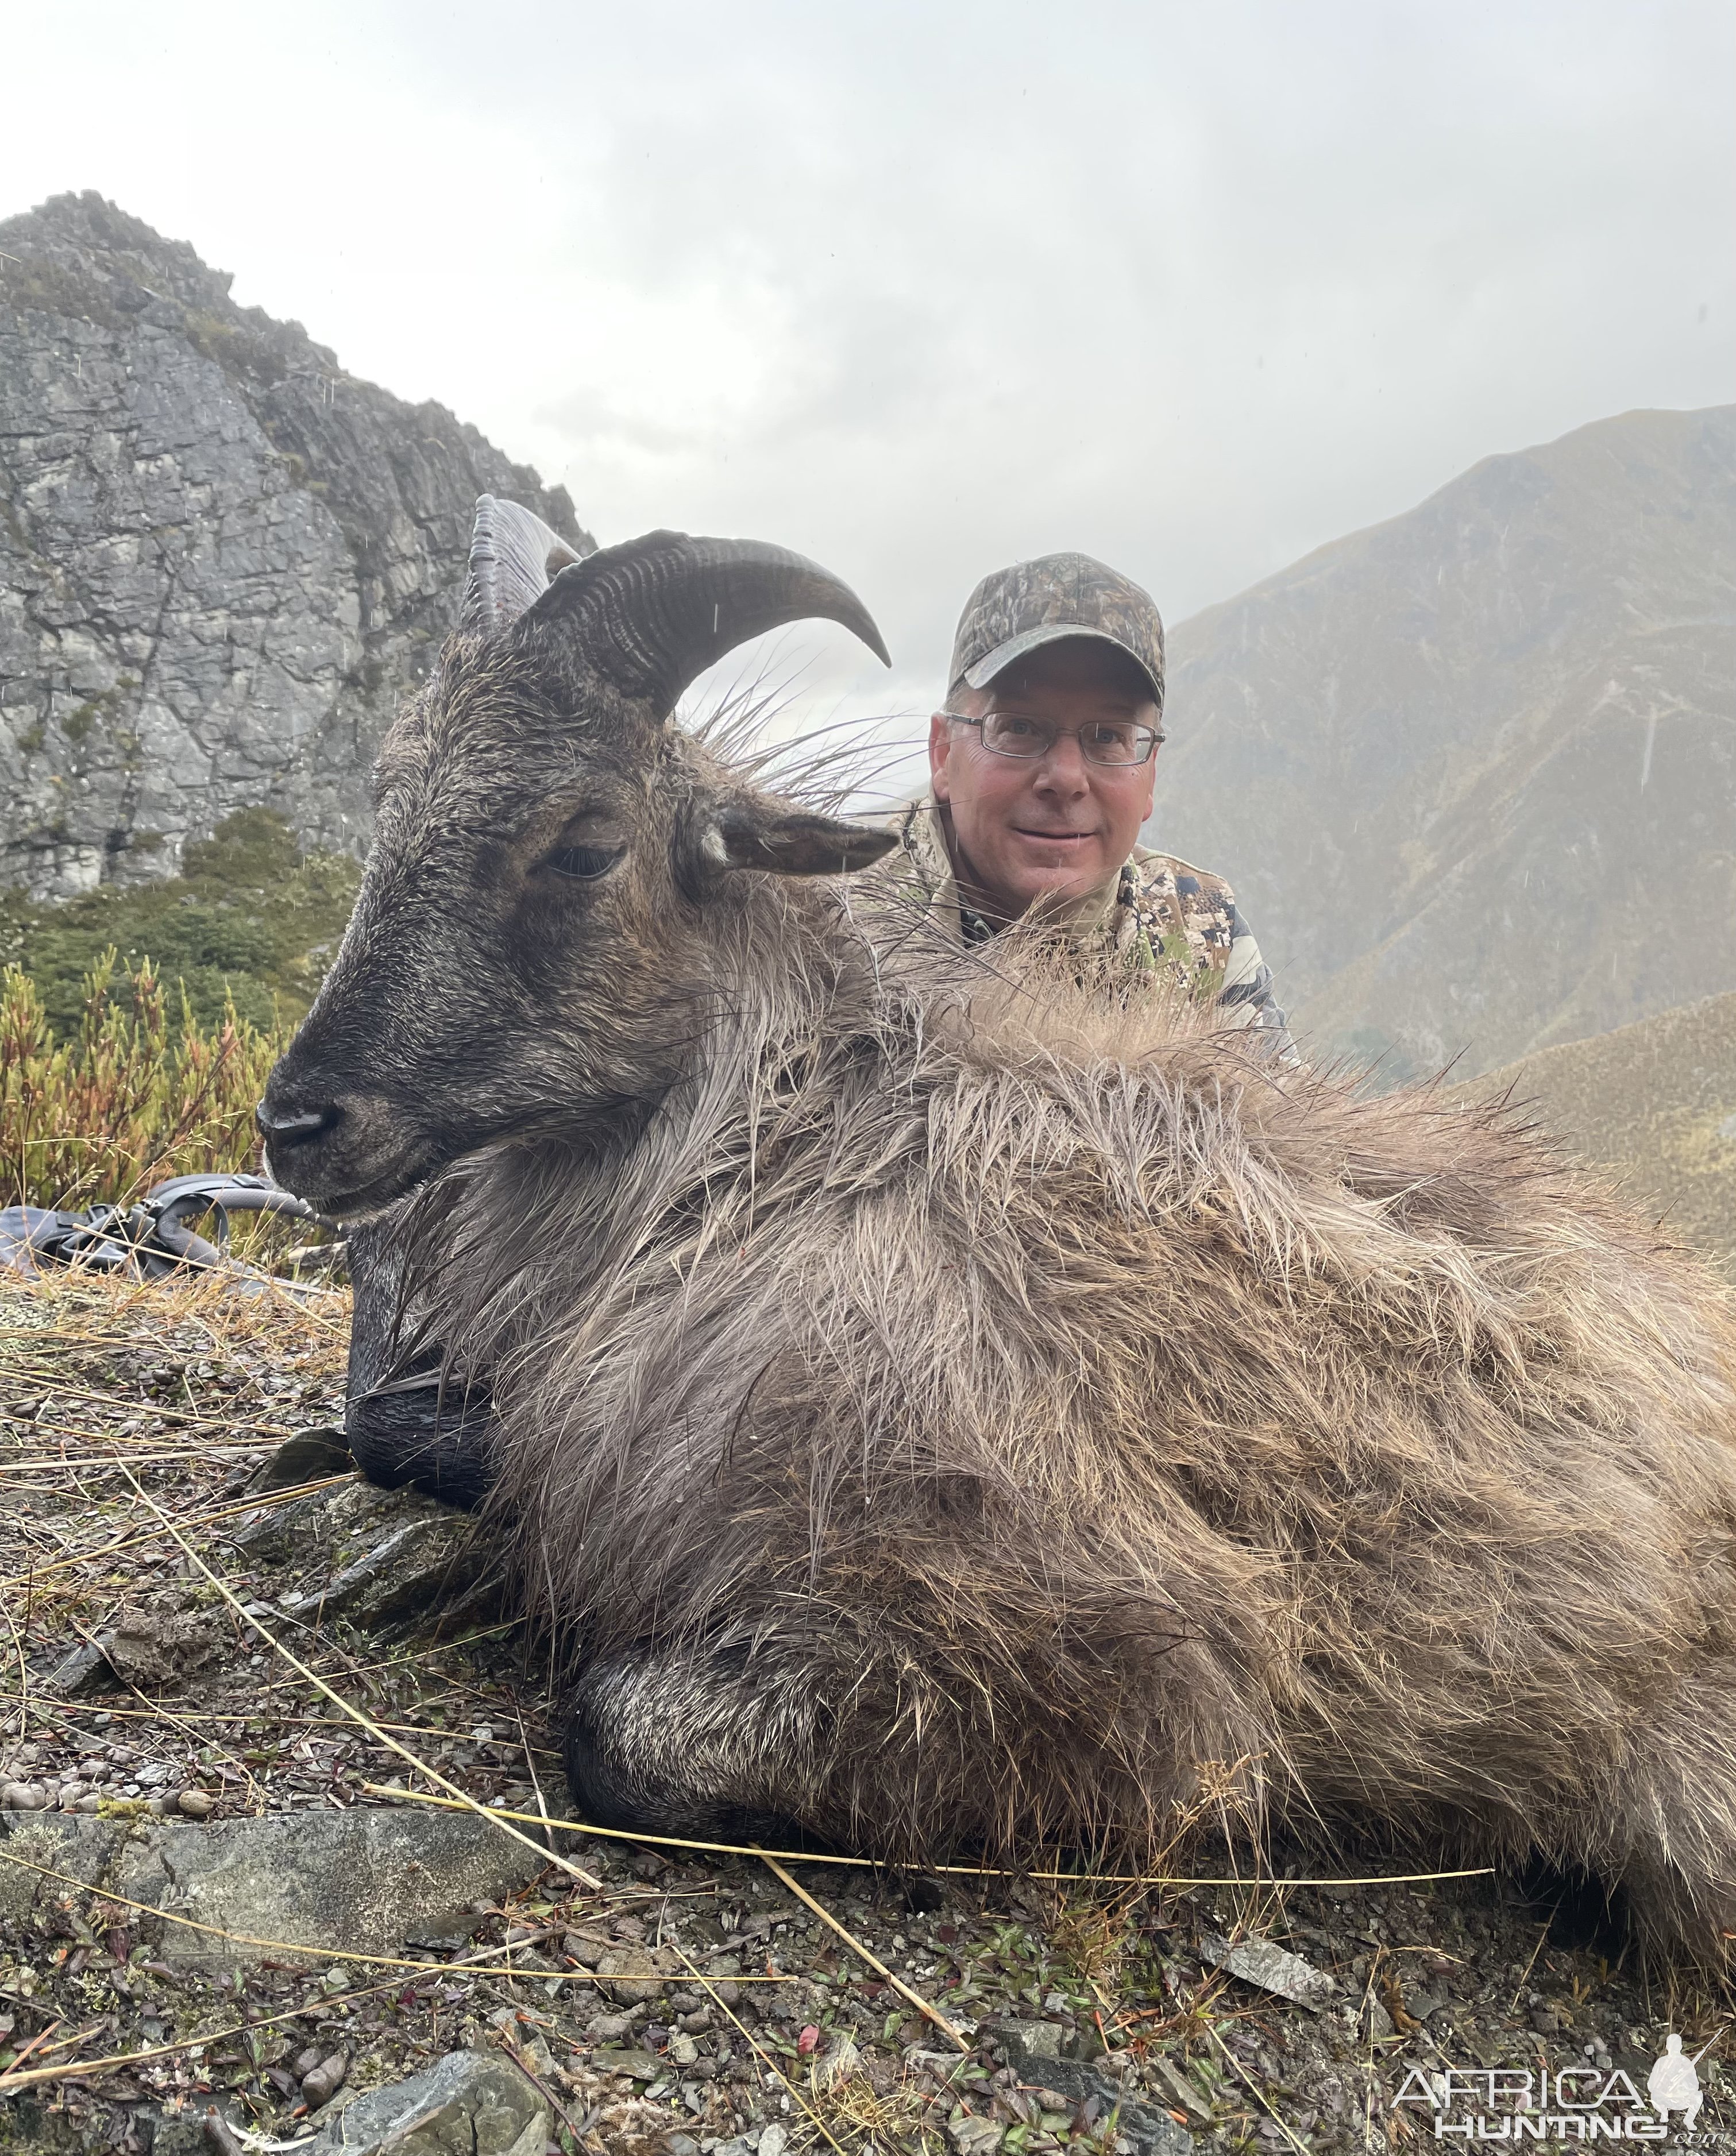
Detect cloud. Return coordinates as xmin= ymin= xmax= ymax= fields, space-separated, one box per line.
xmin=2 ymin=0 xmax=1730 ymax=776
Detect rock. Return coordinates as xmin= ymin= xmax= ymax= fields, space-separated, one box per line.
xmin=812 ymin=2031 xmax=860 ymax=2090
xmin=135 ymin=2100 xmax=249 ymax=2156
xmin=595 ymin=1944 xmax=680 ymax=2006
xmin=0 ymin=1814 xmax=122 ymax=1926
xmin=111 ymin=1805 xmax=546 ymax=1969
xmin=246 ymin=1425 xmax=353 ymax=1493
xmin=287 ymin=1512 xmax=496 ymax=1630
xmin=202 ymin=2108 xmax=247 ymax=2155
xmin=0 ymin=1782 xmax=38 ymax=1809
xmin=994 ymin=2017 xmax=1064 ymax=2060
xmin=104 ymin=1603 xmax=226 ymax=1688
xmin=301 ymin=2049 xmax=349 ymax=2105
xmin=41 ymin=1640 xmax=116 ymax=1697
xmin=948 ymin=2115 xmax=1004 ymax=2155
xmin=983 ymin=2020 xmax=1193 ymax=2156
xmin=303 ymin=2047 xmax=549 ymax=2155
xmin=596 ymin=2048 xmax=663 ymax=2080
xmin=758 ymin=2128 xmax=789 ymax=2156
xmin=663 ymin=2138 xmax=702 ymax=2156
xmin=585 ymin=2011 xmax=635 ymax=2041
xmin=0 ymin=192 xmax=591 ymax=898
xmin=176 ymin=1787 xmax=215 ymax=1819
xmin=235 ymin=1477 xmax=500 ymax=1633
xmin=1199 ymin=1932 xmax=1337 ymax=2010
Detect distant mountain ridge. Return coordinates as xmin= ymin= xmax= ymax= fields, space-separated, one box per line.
xmin=1149 ymin=405 xmax=1736 ymax=1078
xmin=0 ymin=192 xmax=588 ymax=900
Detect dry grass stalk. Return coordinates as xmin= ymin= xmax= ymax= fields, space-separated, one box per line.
xmin=361 ymin=1783 xmax=1494 ymax=1890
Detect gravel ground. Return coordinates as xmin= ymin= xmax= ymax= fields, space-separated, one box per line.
xmin=1 ymin=1272 xmax=1730 ymax=2154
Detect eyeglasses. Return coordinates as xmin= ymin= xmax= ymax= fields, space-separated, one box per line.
xmin=940 ymin=710 xmax=1164 ymax=768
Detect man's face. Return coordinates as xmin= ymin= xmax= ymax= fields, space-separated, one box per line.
xmin=927 ymin=636 xmax=1161 ymax=919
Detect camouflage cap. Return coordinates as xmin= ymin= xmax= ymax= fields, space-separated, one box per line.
xmin=947 ymin=551 xmax=1164 ymax=714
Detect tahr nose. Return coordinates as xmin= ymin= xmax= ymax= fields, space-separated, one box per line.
xmin=255 ymin=1098 xmax=343 ymax=1151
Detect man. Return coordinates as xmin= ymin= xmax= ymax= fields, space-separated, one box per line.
xmin=896 ymin=551 xmax=1291 ymax=1046
xmin=347 ymin=550 xmax=1290 ymax=1507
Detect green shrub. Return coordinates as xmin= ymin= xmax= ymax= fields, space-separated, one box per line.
xmin=0 ymin=809 xmax=361 ymax=1039
xmin=0 ymin=955 xmax=285 ymax=1210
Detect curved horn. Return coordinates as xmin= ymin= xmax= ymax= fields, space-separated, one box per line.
xmin=519 ymin=530 xmax=891 ymax=713
xmin=461 ymin=495 xmax=588 ymax=635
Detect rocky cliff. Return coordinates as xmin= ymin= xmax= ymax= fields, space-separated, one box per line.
xmin=1151 ymin=405 xmax=1736 ymax=1078
xmin=0 ymin=193 xmax=590 ymax=899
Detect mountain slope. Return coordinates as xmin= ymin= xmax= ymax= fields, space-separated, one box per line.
xmin=1148 ymin=405 xmax=1736 ymax=1078
xmin=0 ymin=192 xmax=589 ymax=899
xmin=1465 ymin=990 xmax=1736 ymax=1284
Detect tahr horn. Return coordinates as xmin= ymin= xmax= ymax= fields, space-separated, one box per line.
xmin=520 ymin=529 xmax=891 ymax=715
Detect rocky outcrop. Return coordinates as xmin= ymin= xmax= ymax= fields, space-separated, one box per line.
xmin=1151 ymin=404 xmax=1736 ymax=1077
xmin=0 ymin=193 xmax=591 ymax=899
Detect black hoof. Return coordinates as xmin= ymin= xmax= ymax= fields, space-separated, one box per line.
xmin=1509 ymin=1854 xmax=1627 ymax=1955
xmin=345 ymin=1383 xmax=496 ymax=1509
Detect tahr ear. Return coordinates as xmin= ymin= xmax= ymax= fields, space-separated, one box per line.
xmin=686 ymin=796 xmax=898 ymax=886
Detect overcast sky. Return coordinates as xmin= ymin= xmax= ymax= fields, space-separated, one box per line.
xmin=3 ymin=0 xmax=1730 ymax=778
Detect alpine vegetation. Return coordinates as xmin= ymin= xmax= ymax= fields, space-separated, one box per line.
xmin=261 ymin=499 xmax=1736 ymax=1963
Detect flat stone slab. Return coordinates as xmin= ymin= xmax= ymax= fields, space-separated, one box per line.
xmin=307 ymin=2048 xmax=549 ymax=2156
xmin=229 ymin=1477 xmax=500 ymax=1633
xmin=0 ymin=1805 xmax=546 ymax=1970
xmin=0 ymin=1813 xmax=121 ymax=1924
xmin=1200 ymin=1930 xmax=1338 ymax=2010
xmin=121 ymin=1806 xmax=549 ymax=1969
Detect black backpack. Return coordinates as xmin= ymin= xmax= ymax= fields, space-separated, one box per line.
xmin=0 ymin=1170 xmax=322 ymax=1288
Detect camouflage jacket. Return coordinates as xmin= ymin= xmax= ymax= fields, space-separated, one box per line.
xmin=892 ymin=799 xmax=1294 ymax=1053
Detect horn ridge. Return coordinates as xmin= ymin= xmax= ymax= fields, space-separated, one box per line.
xmin=461 ymin=495 xmax=588 ymax=636
xmin=522 ymin=530 xmax=891 ymax=712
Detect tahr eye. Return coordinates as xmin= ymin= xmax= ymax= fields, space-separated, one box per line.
xmin=547 ymin=844 xmax=624 ymax=880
